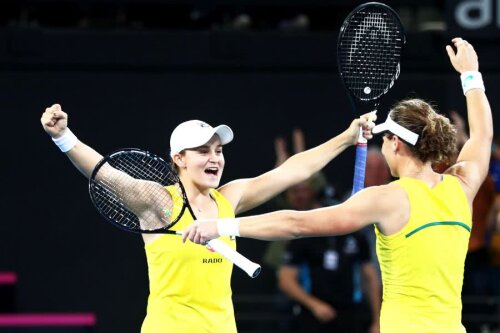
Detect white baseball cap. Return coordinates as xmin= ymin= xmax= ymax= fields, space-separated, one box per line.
xmin=372 ymin=113 xmax=419 ymax=146
xmin=170 ymin=120 xmax=234 ymax=157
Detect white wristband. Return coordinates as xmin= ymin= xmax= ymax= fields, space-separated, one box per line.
xmin=460 ymin=71 xmax=485 ymax=95
xmin=217 ymin=218 xmax=240 ymax=237
xmin=52 ymin=128 xmax=78 ymax=152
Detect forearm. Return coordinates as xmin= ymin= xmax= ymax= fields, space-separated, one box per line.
xmin=238 ymin=211 xmax=305 ymax=241
xmin=466 ymin=89 xmax=493 ymax=145
xmin=461 ymin=88 xmax=493 ymax=181
xmin=50 ymin=126 xmax=103 ymax=179
xmin=280 ymin=279 xmax=322 ymax=311
xmin=279 ymin=130 xmax=353 ymax=180
xmin=66 ymin=141 xmax=104 ymax=179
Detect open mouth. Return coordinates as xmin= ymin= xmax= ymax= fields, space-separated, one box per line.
xmin=205 ymin=167 xmax=218 ymax=176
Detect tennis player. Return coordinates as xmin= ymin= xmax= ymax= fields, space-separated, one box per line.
xmin=183 ymin=37 xmax=492 ymax=333
xmin=41 ymin=107 xmax=374 ymax=332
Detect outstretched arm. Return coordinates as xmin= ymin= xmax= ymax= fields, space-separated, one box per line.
xmin=445 ymin=38 xmax=493 ymax=202
xmin=220 ymin=114 xmax=376 ymax=214
xmin=182 ymin=183 xmax=403 ymax=244
xmin=41 ymin=104 xmax=168 ymax=237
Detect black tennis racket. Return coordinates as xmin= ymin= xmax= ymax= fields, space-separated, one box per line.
xmin=88 ymin=148 xmax=261 ymax=278
xmin=337 ymin=2 xmax=405 ymax=195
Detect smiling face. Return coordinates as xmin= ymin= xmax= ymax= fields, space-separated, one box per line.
xmin=173 ymin=134 xmax=225 ymax=191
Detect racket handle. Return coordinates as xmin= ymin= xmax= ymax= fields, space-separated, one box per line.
xmin=207 ymin=239 xmax=262 ymax=278
xmin=352 ymin=142 xmax=367 ymax=196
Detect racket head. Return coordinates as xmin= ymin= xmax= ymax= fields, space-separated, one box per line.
xmin=337 ymin=2 xmax=406 ymax=104
xmin=89 ymin=148 xmax=188 ymax=234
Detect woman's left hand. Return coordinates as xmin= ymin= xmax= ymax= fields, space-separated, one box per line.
xmin=347 ymin=112 xmax=377 ymax=145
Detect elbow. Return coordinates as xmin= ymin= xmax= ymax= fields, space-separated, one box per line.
xmin=479 ymin=123 xmax=494 ymax=144
xmin=288 ymin=211 xmax=311 ymax=239
xmin=482 ymin=117 xmax=494 ymax=145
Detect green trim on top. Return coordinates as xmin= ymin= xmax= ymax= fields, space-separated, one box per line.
xmin=405 ymin=221 xmax=471 ymax=238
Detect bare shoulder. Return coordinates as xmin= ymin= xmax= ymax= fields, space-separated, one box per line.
xmin=346 ymin=183 xmax=407 ymax=219
xmin=364 ymin=182 xmax=410 ymax=235
xmin=362 ymin=182 xmax=407 ymax=203
xmin=217 ymin=178 xmax=250 ymax=212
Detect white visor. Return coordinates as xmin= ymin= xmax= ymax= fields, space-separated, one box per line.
xmin=170 ymin=120 xmax=234 ymax=157
xmin=372 ymin=114 xmax=419 ymax=145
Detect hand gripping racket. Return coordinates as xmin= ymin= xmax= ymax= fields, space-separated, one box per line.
xmin=88 ymin=148 xmax=261 ymax=278
xmin=337 ymin=2 xmax=405 ymax=195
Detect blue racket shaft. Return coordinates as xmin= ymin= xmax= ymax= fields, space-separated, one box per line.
xmin=352 ymin=142 xmax=367 ymax=196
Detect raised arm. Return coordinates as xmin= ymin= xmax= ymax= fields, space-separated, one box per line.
xmin=41 ymin=104 xmax=104 ymax=178
xmin=445 ymin=38 xmax=493 ymax=201
xmin=41 ymin=104 xmax=134 ymax=192
xmin=219 ymin=114 xmax=375 ymax=214
xmin=41 ymin=104 xmax=168 ymax=235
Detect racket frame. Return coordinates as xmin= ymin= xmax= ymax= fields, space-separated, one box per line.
xmin=336 ymin=2 xmax=405 ymax=195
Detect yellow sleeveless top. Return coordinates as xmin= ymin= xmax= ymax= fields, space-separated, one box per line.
xmin=375 ymin=175 xmax=471 ymax=333
xmin=141 ymin=188 xmax=237 ymax=333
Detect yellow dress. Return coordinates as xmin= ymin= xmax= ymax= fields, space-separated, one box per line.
xmin=141 ymin=188 xmax=237 ymax=333
xmin=376 ymin=175 xmax=471 ymax=333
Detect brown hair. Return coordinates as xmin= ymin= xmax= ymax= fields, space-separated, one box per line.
xmin=389 ymin=98 xmax=457 ymax=164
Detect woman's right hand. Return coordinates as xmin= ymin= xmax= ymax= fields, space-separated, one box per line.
xmin=40 ymin=104 xmax=68 ymax=139
xmin=309 ymin=299 xmax=336 ymax=323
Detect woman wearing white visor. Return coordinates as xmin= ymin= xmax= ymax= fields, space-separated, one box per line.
xmin=183 ymin=37 xmax=493 ymax=333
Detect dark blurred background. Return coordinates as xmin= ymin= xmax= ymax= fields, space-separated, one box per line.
xmin=1 ymin=0 xmax=500 ymax=332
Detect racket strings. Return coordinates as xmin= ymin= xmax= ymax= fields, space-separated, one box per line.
xmin=339 ymin=7 xmax=404 ymax=100
xmin=90 ymin=151 xmax=185 ymax=232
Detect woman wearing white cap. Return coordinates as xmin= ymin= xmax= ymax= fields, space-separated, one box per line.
xmin=40 ymin=106 xmax=373 ymax=330
xmin=183 ymin=38 xmax=493 ymax=333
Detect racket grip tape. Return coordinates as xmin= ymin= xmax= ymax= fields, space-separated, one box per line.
xmin=207 ymin=239 xmax=261 ymax=278
xmin=352 ymin=143 xmax=367 ymax=196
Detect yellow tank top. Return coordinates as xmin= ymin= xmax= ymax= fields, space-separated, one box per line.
xmin=375 ymin=175 xmax=471 ymax=333
xmin=141 ymin=188 xmax=237 ymax=333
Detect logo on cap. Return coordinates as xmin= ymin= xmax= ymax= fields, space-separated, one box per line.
xmin=197 ymin=121 xmax=210 ymax=128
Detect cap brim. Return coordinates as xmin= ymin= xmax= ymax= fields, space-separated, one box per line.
xmin=214 ymin=125 xmax=234 ymax=145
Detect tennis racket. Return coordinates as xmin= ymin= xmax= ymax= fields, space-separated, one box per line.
xmin=337 ymin=2 xmax=405 ymax=195
xmin=88 ymin=148 xmax=261 ymax=278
